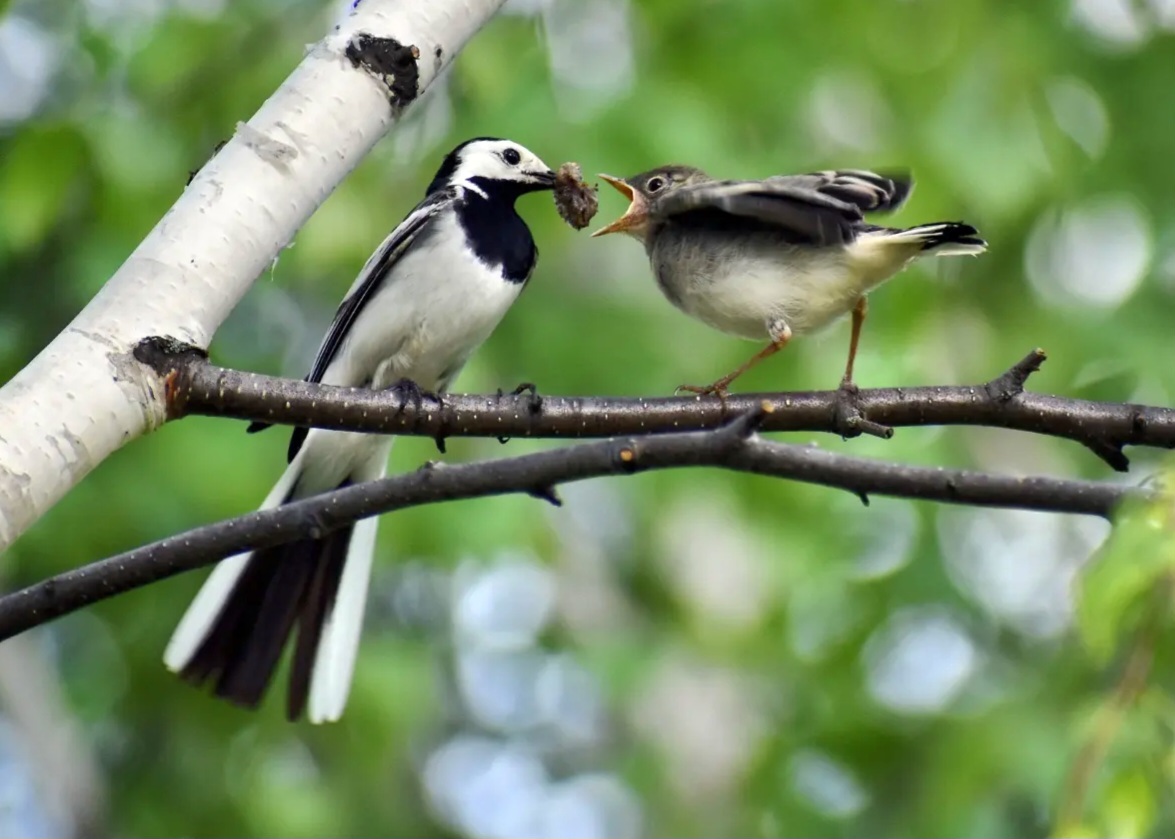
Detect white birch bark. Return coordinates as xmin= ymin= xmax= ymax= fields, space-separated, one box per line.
xmin=0 ymin=0 xmax=508 ymax=552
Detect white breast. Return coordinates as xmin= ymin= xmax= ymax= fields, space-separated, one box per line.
xmin=295 ymin=210 xmax=524 ymax=494
xmin=323 ymin=210 xmax=523 ymax=392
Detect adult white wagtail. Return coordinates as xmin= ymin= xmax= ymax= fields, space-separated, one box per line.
xmin=164 ymin=137 xmax=558 ymax=723
xmin=592 ymin=165 xmax=986 ymax=396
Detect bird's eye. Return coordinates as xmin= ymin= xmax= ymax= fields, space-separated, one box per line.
xmin=502 ymin=148 xmax=522 ymax=166
xmin=646 ymin=176 xmax=665 ymax=193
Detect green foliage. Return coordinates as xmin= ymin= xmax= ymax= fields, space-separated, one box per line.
xmin=2 ymin=0 xmax=1175 ymax=836
xmin=0 ymin=123 xmax=88 ymax=254
xmin=1077 ymin=491 xmax=1175 ymax=665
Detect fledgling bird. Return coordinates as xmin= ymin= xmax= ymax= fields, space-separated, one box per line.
xmin=592 ymin=165 xmax=987 ymax=396
xmin=164 ymin=137 xmax=558 ymax=723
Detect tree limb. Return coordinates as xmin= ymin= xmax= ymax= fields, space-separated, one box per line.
xmin=0 ymin=409 xmax=1149 ymax=644
xmin=142 ymin=341 xmax=1175 ymax=471
xmin=0 ymin=0 xmax=508 ymax=552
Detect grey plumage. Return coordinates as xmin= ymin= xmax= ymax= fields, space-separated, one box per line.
xmin=593 ymin=164 xmax=986 ymax=394
xmin=652 ymin=167 xmax=913 ymax=245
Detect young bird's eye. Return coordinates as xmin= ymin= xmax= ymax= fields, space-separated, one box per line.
xmin=502 ymin=148 xmax=522 ymax=165
xmin=646 ymin=176 xmax=665 ymax=193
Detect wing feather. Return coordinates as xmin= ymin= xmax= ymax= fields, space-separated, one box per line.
xmin=654 ymin=170 xmax=912 ymax=246
xmin=305 ymin=187 xmax=455 ymax=386
xmin=265 ymin=186 xmax=456 ymax=461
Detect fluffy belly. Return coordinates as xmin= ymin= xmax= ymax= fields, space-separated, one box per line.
xmin=661 ymin=251 xmax=863 ymax=341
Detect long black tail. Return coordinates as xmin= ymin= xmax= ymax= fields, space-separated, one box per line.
xmin=178 ymin=501 xmax=354 ymax=721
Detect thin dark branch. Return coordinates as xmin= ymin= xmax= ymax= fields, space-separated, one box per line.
xmin=0 ymin=411 xmax=1150 ymax=643
xmin=136 ymin=339 xmax=1175 ymax=472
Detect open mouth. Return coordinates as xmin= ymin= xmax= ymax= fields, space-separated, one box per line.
xmin=591 ymin=175 xmax=648 ymax=237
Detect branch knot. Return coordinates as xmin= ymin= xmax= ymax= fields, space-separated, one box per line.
xmin=133 ymin=336 xmax=208 ymax=419
xmin=985 ymin=348 xmax=1047 ymax=403
xmin=345 ymin=33 xmax=421 ymax=111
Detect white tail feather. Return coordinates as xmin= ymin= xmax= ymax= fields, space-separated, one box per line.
xmin=166 ymin=433 xmax=394 ymax=722
xmin=925 ymin=242 xmax=986 ymax=256
xmin=307 ymin=440 xmax=391 ymax=723
xmin=307 ymin=514 xmax=379 ymax=722
xmin=163 ymin=448 xmax=306 ymax=672
xmin=877 ymin=223 xmax=951 ymax=242
xmin=874 ymin=223 xmax=987 ymax=256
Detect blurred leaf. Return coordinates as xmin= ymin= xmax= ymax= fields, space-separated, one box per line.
xmin=1102 ymin=768 xmax=1157 ymax=839
xmin=0 ymin=123 xmax=87 ymax=253
xmin=1076 ymin=492 xmax=1175 ymax=664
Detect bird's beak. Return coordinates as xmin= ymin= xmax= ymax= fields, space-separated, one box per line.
xmin=591 ymin=175 xmax=648 ymax=237
xmin=528 ymin=169 xmax=558 ymax=189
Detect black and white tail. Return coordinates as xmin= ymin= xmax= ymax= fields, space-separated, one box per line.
xmin=163 ymin=443 xmax=386 ymax=723
xmin=881 ymin=221 xmax=988 ymax=256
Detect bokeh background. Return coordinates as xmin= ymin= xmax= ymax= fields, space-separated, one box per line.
xmin=2 ymin=0 xmax=1175 ymax=835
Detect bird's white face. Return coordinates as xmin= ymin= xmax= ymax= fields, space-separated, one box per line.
xmin=448 ymin=139 xmax=555 ymax=192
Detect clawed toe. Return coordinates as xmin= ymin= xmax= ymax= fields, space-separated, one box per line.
xmin=510 ymin=381 xmax=543 ymax=413
xmin=833 ymin=378 xmax=892 ymax=440
xmin=391 ymin=377 xmax=440 ymax=414
xmin=496 ymin=381 xmax=542 ymax=414
xmin=675 ymin=381 xmax=730 ymax=400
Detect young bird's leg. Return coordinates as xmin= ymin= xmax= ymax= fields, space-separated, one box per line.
xmin=833 ymin=297 xmax=892 ymax=439
xmin=677 ymin=318 xmax=793 ymax=399
xmin=842 ymin=296 xmax=868 ymax=387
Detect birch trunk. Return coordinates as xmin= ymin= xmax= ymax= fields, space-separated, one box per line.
xmin=0 ymin=0 xmax=507 ymax=551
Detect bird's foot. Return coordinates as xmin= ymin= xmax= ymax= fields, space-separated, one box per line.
xmin=390 ymin=377 xmax=441 ymax=414
xmin=494 ymin=382 xmax=543 ymax=444
xmin=496 ymin=381 xmax=543 ymax=414
xmin=675 ymin=379 xmax=732 ymax=405
xmin=676 ymin=378 xmax=728 ymax=406
xmin=833 ymin=378 xmax=892 ymax=440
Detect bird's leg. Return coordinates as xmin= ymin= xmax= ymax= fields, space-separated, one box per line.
xmin=841 ymin=296 xmax=868 ymax=388
xmin=832 ymin=297 xmax=891 ymax=439
xmin=677 ymin=319 xmax=793 ymax=399
xmin=835 ymin=296 xmax=866 ymax=431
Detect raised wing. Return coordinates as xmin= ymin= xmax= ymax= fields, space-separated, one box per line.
xmin=246 ymin=186 xmax=456 ymax=461
xmin=765 ymin=170 xmax=912 ymax=214
xmin=654 ymin=170 xmax=912 ymax=246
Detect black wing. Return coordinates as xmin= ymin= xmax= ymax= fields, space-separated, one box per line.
xmin=654 ymin=170 xmax=912 ymax=247
xmin=247 ymin=187 xmax=456 ymax=461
